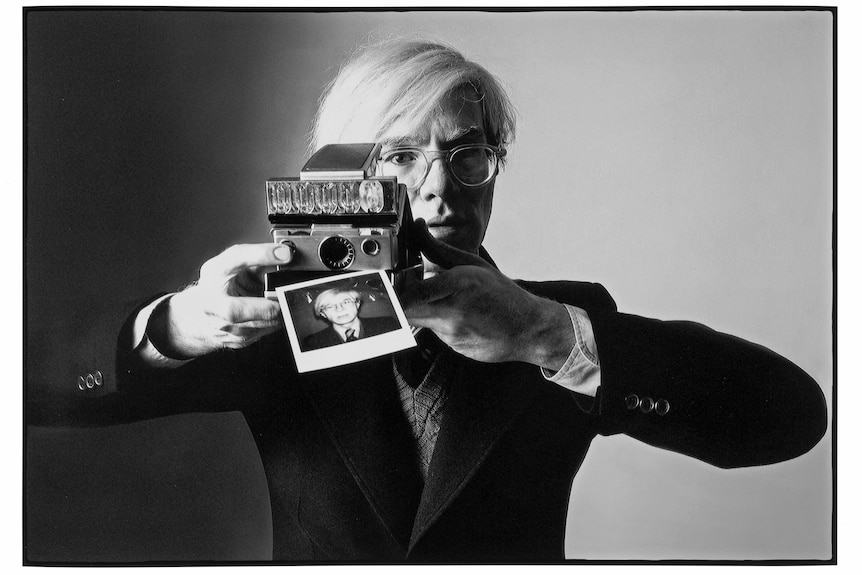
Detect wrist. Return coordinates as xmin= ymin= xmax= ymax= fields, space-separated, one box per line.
xmin=516 ymin=296 xmax=576 ymax=370
xmin=147 ymin=293 xmax=198 ymax=360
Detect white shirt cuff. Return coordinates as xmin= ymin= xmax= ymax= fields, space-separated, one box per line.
xmin=540 ymin=304 xmax=601 ymax=397
xmin=131 ymin=294 xmax=194 ymax=368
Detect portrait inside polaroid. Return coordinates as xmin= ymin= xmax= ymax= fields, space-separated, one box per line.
xmin=25 ymin=8 xmax=834 ymax=565
xmin=275 ymin=270 xmax=415 ymax=372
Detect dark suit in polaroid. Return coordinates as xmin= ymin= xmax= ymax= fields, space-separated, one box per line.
xmin=303 ymin=316 xmax=402 ymax=351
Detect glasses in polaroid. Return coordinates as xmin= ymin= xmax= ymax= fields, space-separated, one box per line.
xmin=322 ymin=298 xmax=358 ymax=313
xmin=377 ymin=143 xmax=506 ymax=191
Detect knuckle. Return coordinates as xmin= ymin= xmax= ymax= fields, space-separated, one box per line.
xmin=458 ymin=270 xmax=482 ymax=291
xmin=198 ymin=259 xmax=215 ymax=280
xmin=223 ymin=302 xmax=245 ymax=324
xmin=264 ymin=303 xmax=281 ymax=321
xmin=222 ymin=243 xmax=243 ymax=257
xmin=219 ymin=323 xmax=241 ymax=336
xmin=200 ymin=250 xmax=231 ymax=280
xmin=223 ymin=243 xmax=251 ymax=259
xmin=209 ymin=297 xmax=237 ymax=322
xmin=201 ymin=244 xmax=252 ymax=279
xmin=448 ymin=306 xmax=467 ymax=326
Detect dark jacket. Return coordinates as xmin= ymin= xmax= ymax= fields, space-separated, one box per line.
xmin=33 ymin=280 xmax=828 ymax=562
xmin=301 ymin=316 xmax=402 ymax=351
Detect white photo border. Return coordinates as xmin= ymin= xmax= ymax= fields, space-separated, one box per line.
xmin=275 ymin=270 xmax=416 ymax=373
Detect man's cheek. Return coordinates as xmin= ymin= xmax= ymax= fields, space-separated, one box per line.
xmin=408 ymin=201 xmax=433 ymax=222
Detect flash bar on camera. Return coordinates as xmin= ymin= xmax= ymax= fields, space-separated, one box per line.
xmin=299 ymin=143 xmax=381 ymax=181
xmin=265 ymin=177 xmax=401 ymax=223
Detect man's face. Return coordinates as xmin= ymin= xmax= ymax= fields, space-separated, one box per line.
xmin=320 ymin=294 xmax=360 ymax=325
xmin=377 ymin=87 xmax=495 ymax=260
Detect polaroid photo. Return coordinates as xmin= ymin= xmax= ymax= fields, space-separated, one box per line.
xmin=275 ymin=270 xmax=416 ymax=373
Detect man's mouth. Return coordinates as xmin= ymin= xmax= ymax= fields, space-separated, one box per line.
xmin=426 ymin=217 xmax=464 ymax=232
xmin=426 ymin=225 xmax=460 ymax=240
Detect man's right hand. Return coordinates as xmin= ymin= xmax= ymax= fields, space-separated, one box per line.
xmin=147 ymin=243 xmax=293 ymax=359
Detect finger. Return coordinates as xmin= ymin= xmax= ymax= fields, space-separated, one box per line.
xmin=232 ymin=268 xmax=267 ymax=297
xmin=403 ymin=314 xmax=449 ymax=334
xmin=219 ymin=320 xmax=282 ymax=338
xmin=200 ymin=243 xmax=293 ymax=282
xmin=215 ymin=328 xmax=274 ymax=350
xmin=221 ymin=319 xmax=282 ymax=333
xmin=411 ymin=219 xmax=492 ymax=270
xmin=209 ymin=295 xmax=282 ymax=325
xmin=399 ymin=270 xmax=461 ymax=308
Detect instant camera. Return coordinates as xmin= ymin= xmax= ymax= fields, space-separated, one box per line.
xmin=263 ymin=143 xmax=422 ymax=299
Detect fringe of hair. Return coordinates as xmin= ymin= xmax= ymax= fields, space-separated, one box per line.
xmin=310 ymin=37 xmax=516 ymax=166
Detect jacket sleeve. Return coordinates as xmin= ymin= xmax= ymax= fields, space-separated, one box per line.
xmin=517 ymin=279 xmax=827 ymax=469
xmin=27 ymin=296 xmax=151 ymax=427
xmin=27 ymin=295 xmax=295 ymax=428
xmin=582 ymin=307 xmax=828 ymax=469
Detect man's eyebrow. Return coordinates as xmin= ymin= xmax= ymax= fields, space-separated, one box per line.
xmin=380 ymin=126 xmax=486 ymax=149
xmin=444 ymin=125 xmax=485 ymax=144
xmin=380 ymin=135 xmax=422 ymax=148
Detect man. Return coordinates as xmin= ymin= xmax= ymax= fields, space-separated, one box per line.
xmin=99 ymin=40 xmax=824 ymax=561
xmin=302 ymin=287 xmax=400 ymax=351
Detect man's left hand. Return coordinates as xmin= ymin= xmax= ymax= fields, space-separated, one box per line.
xmin=400 ymin=221 xmax=575 ymax=369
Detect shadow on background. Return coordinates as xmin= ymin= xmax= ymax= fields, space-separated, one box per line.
xmin=25 ymin=11 xmax=318 ymax=562
xmin=26 ymin=414 xmax=272 ymax=562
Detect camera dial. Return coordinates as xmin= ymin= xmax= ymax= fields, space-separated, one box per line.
xmin=361 ymin=239 xmax=381 ymax=256
xmin=318 ymin=236 xmax=355 ymax=270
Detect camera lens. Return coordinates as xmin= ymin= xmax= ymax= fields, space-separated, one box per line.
xmin=318 ymin=236 xmax=355 ymax=270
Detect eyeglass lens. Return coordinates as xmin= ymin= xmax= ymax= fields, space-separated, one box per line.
xmin=380 ymin=147 xmax=496 ymax=189
xmin=323 ymin=299 xmax=356 ymax=312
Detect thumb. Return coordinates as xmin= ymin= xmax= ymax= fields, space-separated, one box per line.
xmin=411 ymin=219 xmax=492 ymax=270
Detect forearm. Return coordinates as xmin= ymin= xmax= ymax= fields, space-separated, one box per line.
xmin=584 ymin=308 xmax=828 ymax=468
xmin=514 ymin=280 xmax=826 ymax=467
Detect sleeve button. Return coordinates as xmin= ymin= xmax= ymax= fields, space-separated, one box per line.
xmin=85 ymin=373 xmax=95 ymax=389
xmin=639 ymin=397 xmax=655 ymax=413
xmin=625 ymin=394 xmax=640 ymax=410
xmin=655 ymin=399 xmax=670 ymax=416
xmin=77 ymin=376 xmax=86 ymax=391
xmin=94 ymin=370 xmax=103 ymax=386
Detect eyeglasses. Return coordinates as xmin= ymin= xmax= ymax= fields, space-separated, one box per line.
xmin=321 ymin=298 xmax=358 ymax=313
xmin=378 ymin=143 xmax=506 ymax=191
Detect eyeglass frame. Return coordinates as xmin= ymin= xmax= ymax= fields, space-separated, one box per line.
xmin=377 ymin=143 xmax=507 ymax=191
xmin=320 ymin=298 xmax=359 ymax=313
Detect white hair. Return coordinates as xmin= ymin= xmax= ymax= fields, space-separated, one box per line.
xmin=313 ymin=288 xmax=361 ymax=317
xmin=311 ymin=39 xmax=516 ymax=161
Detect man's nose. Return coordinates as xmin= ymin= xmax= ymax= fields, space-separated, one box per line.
xmin=417 ymin=156 xmax=455 ymax=202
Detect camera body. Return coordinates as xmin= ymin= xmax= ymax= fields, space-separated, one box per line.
xmin=264 ymin=143 xmax=422 ymax=298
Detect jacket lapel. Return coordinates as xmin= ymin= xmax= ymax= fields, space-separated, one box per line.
xmin=299 ymin=314 xmax=546 ymax=554
xmin=408 ymin=356 xmax=541 ymax=551
xmin=301 ymin=356 xmax=424 ymax=554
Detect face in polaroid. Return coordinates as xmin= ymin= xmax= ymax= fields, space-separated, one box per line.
xmin=275 ymin=270 xmax=416 ymax=373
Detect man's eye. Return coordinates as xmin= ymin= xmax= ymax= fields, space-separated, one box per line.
xmin=384 ymin=151 xmax=420 ymax=165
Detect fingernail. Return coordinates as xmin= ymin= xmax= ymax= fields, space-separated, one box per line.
xmin=274 ymin=245 xmax=293 ymax=261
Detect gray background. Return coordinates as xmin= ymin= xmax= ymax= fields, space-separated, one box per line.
xmin=25 ymin=9 xmax=833 ymax=561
